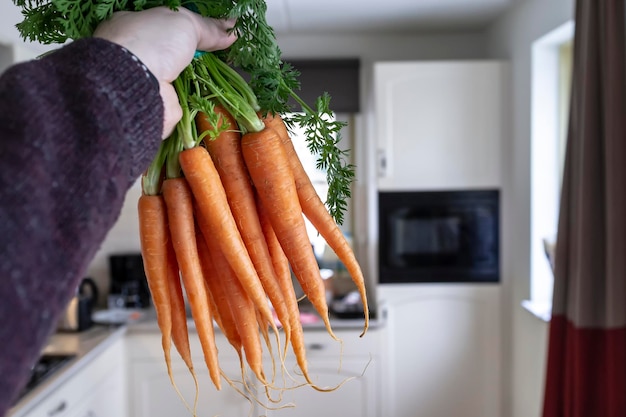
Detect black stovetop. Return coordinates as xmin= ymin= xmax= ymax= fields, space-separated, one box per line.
xmin=16 ymin=354 xmax=76 ymax=403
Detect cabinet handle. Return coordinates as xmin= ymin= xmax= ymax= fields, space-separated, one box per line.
xmin=307 ymin=343 xmax=325 ymax=351
xmin=47 ymin=400 xmax=67 ymax=416
xmin=378 ymin=149 xmax=387 ymax=177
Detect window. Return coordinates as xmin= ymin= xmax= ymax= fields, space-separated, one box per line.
xmin=525 ymin=22 xmax=574 ymax=321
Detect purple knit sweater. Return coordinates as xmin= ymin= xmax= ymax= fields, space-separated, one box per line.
xmin=0 ymin=38 xmax=163 ymax=414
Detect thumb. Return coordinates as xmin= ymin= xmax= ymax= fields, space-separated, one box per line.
xmin=190 ymin=13 xmax=238 ymax=52
xmin=160 ymin=82 xmax=183 ymax=139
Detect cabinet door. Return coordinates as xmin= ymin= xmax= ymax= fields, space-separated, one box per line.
xmin=16 ymin=338 xmax=126 ymax=417
xmin=261 ymin=329 xmax=380 ymax=417
xmin=379 ymin=284 xmax=502 ymax=417
xmin=128 ymin=332 xmax=254 ymax=417
xmin=374 ymin=61 xmax=506 ymax=190
xmin=262 ymin=358 xmax=377 ymax=417
xmin=131 ymin=359 xmax=253 ymax=417
xmin=65 ymin=366 xmax=126 ymax=417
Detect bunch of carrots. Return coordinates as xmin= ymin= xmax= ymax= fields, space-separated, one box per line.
xmin=137 ymin=53 xmax=369 ymax=410
xmin=13 ymin=0 xmax=368 ymax=409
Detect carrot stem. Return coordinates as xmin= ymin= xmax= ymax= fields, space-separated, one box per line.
xmin=193 ymin=55 xmax=265 ymax=134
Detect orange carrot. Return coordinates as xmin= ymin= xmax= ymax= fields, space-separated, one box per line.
xmin=179 ymin=146 xmax=276 ymax=333
xmin=241 ymin=127 xmax=338 ymax=342
xmin=166 ymin=242 xmax=195 ymax=373
xmin=138 ymin=194 xmax=175 ymax=383
xmin=198 ymin=108 xmax=292 ymax=342
xmin=162 ymin=177 xmax=221 ymax=390
xmin=255 ymin=194 xmax=293 ymax=308
xmin=263 ymin=114 xmax=369 ymax=336
xmin=195 ymin=225 xmax=243 ymax=357
xmin=197 ymin=208 xmax=267 ymax=385
xmin=256 ymin=195 xmax=314 ymax=385
xmin=165 ymin=234 xmax=200 ymax=412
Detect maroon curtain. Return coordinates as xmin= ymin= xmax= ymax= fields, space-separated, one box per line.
xmin=542 ymin=1 xmax=626 ymax=416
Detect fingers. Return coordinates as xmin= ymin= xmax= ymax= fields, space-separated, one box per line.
xmin=182 ymin=8 xmax=238 ymax=52
xmin=160 ymin=82 xmax=183 ymax=139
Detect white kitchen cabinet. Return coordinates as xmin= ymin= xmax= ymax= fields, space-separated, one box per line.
xmin=262 ymin=328 xmax=380 ymax=417
xmin=127 ymin=331 xmax=253 ymax=417
xmin=374 ymin=60 xmax=507 ymax=190
xmin=127 ymin=326 xmax=380 ymax=417
xmin=14 ymin=337 xmax=126 ymax=417
xmin=370 ymin=60 xmax=506 ymax=416
xmin=64 ymin=367 xmax=126 ymax=417
xmin=130 ymin=360 xmax=253 ymax=416
xmin=378 ymin=284 xmax=502 ymax=417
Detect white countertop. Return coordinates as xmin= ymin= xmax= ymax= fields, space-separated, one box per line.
xmin=129 ymin=305 xmax=381 ymax=334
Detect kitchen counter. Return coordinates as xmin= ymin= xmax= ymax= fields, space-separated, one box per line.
xmin=129 ymin=305 xmax=382 ymax=334
xmin=8 ymin=324 xmax=127 ymax=416
xmin=8 ymin=306 xmax=383 ymax=416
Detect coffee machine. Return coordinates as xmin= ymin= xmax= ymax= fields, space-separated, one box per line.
xmin=109 ymin=253 xmax=151 ymax=309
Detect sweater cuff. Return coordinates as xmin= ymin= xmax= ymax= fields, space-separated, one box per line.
xmin=42 ymin=37 xmax=164 ymax=180
xmin=117 ymin=45 xmax=161 ymax=90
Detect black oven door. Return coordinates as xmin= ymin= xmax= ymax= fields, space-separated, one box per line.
xmin=378 ymin=190 xmax=499 ymax=284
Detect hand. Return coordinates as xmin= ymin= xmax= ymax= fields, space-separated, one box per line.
xmin=94 ymin=7 xmax=237 ymax=138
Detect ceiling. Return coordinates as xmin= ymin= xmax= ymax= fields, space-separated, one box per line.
xmin=2 ymin=0 xmax=519 ymax=54
xmin=264 ymin=0 xmax=518 ymax=34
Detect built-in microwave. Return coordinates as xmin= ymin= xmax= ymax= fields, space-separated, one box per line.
xmin=378 ymin=189 xmax=500 ymax=284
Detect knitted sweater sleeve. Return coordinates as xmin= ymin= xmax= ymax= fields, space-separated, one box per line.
xmin=0 ymin=38 xmax=163 ymax=414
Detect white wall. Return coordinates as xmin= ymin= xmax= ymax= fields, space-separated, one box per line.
xmin=0 ymin=4 xmax=58 ymax=72
xmin=485 ymin=1 xmax=574 ymax=417
xmin=0 ymin=44 xmax=12 ymax=74
xmin=0 ymin=3 xmax=28 ymax=47
xmin=0 ymin=3 xmax=55 ymax=56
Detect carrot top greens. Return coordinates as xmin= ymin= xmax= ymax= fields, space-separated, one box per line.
xmin=12 ymin=0 xmax=354 ymax=224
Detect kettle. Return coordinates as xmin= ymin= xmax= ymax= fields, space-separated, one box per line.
xmin=57 ymin=278 xmax=99 ymax=332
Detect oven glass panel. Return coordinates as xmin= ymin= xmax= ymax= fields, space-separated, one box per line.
xmin=379 ymin=190 xmax=499 ymax=283
xmin=392 ymin=214 xmax=461 ymax=256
